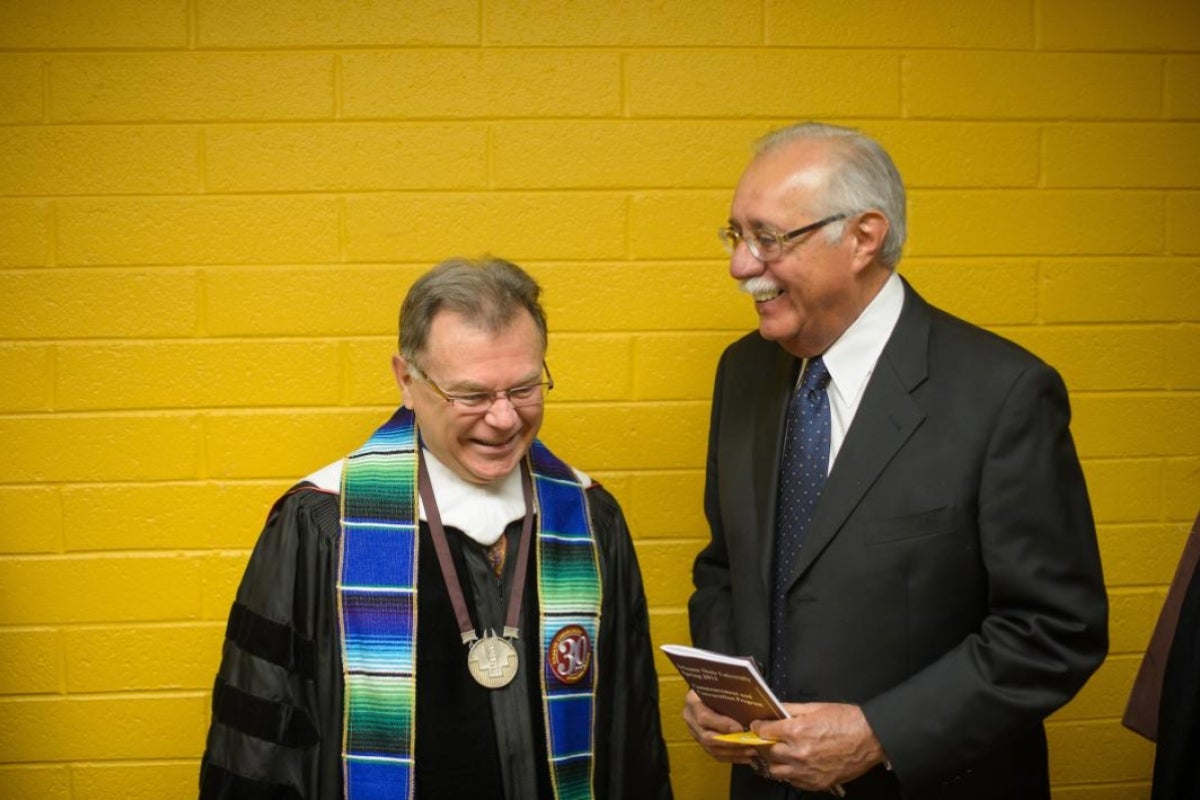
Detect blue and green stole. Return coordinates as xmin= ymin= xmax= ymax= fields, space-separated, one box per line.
xmin=337 ymin=407 xmax=602 ymax=800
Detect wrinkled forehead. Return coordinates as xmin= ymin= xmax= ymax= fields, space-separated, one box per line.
xmin=733 ymin=146 xmax=835 ymax=222
xmin=422 ymin=309 xmax=546 ymax=370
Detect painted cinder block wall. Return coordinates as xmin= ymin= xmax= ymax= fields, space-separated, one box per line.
xmin=1 ymin=1 xmax=1198 ymax=798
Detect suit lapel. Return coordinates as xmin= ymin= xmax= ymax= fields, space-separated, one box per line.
xmin=756 ymin=346 xmax=801 ymax=589
xmin=785 ymin=280 xmax=932 ymax=586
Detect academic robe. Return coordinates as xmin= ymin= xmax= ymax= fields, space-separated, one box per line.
xmin=1152 ymin=535 xmax=1200 ymax=800
xmin=1124 ymin=511 xmax=1200 ymax=741
xmin=199 ymin=479 xmax=672 ymax=800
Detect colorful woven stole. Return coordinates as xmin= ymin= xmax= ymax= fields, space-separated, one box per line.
xmin=530 ymin=437 xmax=602 ymax=800
xmin=338 ymin=407 xmax=601 ymax=800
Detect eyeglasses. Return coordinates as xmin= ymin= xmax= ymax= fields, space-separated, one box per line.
xmin=718 ymin=212 xmax=849 ymax=261
xmin=410 ymin=362 xmax=554 ymax=413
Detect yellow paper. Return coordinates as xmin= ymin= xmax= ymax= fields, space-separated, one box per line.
xmin=712 ymin=730 xmax=776 ymax=746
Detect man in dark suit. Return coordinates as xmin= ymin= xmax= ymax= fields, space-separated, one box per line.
xmin=684 ymin=122 xmax=1108 ymax=799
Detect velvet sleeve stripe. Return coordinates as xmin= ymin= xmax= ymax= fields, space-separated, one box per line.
xmin=210 ymin=676 xmax=321 ymax=748
xmin=199 ymin=761 xmax=305 ymax=800
xmin=225 ymin=601 xmax=316 ymax=680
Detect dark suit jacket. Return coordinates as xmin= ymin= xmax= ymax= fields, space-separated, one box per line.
xmin=690 ymin=280 xmax=1108 ymax=799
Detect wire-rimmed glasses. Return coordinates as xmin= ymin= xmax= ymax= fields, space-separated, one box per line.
xmin=410 ymin=362 xmax=554 ymax=413
xmin=718 ymin=212 xmax=849 ymax=261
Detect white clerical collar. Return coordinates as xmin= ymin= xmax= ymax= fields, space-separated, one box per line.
xmin=417 ymin=447 xmax=526 ymax=546
xmin=302 ymin=450 xmax=535 ymax=546
xmin=302 ymin=446 xmax=593 ymax=547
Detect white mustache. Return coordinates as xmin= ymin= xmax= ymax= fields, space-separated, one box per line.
xmin=739 ymin=277 xmax=783 ymax=299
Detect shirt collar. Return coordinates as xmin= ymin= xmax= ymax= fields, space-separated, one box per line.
xmin=300 ymin=449 xmax=527 ymax=547
xmin=419 ymin=447 xmax=526 ymax=547
xmin=820 ymin=271 xmax=904 ymax=407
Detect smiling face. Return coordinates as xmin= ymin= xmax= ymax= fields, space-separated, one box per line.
xmin=728 ymin=138 xmax=890 ymax=358
xmin=393 ymin=308 xmax=546 ymax=485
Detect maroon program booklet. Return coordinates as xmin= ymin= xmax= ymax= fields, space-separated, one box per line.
xmin=661 ymin=643 xmax=789 ymax=744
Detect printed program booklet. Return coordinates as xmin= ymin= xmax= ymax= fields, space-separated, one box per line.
xmin=660 ymin=643 xmax=789 ymax=744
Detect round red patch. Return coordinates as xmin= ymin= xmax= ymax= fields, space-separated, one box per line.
xmin=548 ymin=624 xmax=592 ymax=685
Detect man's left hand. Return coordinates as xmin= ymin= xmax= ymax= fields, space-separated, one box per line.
xmin=750 ymin=702 xmax=886 ymax=793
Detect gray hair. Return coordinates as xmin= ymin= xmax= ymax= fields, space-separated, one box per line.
xmin=755 ymin=122 xmax=907 ymax=269
xmin=398 ymin=256 xmax=548 ymax=364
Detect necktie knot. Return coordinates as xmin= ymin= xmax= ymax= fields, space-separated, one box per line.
xmin=799 ymin=356 xmax=830 ymax=397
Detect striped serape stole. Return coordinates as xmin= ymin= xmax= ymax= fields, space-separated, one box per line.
xmin=532 ymin=440 xmax=602 ymax=800
xmin=338 ymin=408 xmax=602 ymax=800
xmin=339 ymin=408 xmax=419 ymax=800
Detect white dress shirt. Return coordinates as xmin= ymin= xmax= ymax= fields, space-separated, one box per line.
xmin=810 ymin=270 xmax=904 ymax=472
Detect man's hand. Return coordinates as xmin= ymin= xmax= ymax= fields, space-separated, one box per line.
xmin=681 ymin=690 xmax=758 ymax=766
xmin=750 ymin=702 xmax=886 ymax=793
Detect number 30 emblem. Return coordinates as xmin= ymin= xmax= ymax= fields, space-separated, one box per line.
xmin=548 ymin=625 xmax=592 ymax=685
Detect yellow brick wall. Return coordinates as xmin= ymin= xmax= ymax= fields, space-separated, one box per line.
xmin=1 ymin=1 xmax=1197 ymax=798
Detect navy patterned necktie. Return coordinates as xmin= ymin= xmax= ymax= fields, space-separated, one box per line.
xmin=769 ymin=356 xmax=831 ymax=695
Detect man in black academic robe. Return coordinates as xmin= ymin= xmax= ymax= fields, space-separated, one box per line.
xmin=199 ymin=257 xmax=672 ymax=800
xmin=200 ymin=470 xmax=670 ymax=799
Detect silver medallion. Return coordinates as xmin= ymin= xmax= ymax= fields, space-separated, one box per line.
xmin=467 ymin=631 xmax=519 ymax=689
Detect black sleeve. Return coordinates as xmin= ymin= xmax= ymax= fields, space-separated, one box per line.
xmin=587 ymin=483 xmax=674 ymax=800
xmin=199 ymin=486 xmax=345 ymax=800
xmin=1153 ymin=549 xmax=1200 ymax=800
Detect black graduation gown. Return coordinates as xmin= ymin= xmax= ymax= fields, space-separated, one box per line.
xmin=1152 ymin=553 xmax=1200 ymax=800
xmin=199 ymin=480 xmax=672 ymax=800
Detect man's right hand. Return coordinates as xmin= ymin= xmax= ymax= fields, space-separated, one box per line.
xmin=682 ymin=689 xmax=759 ymax=765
